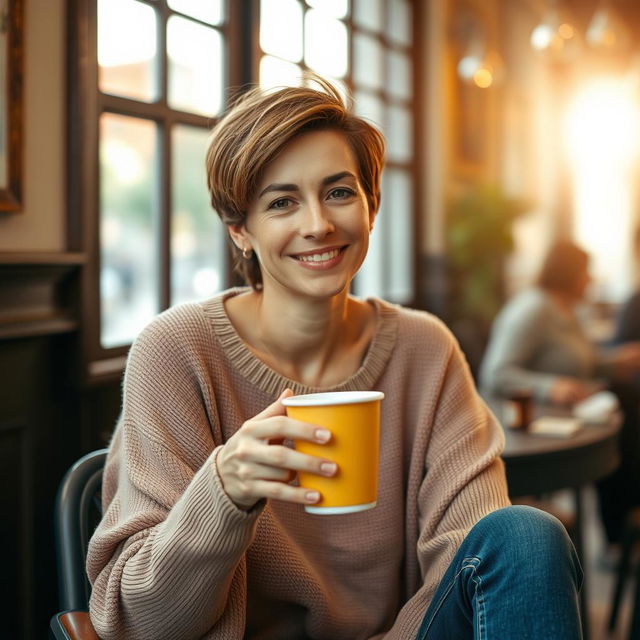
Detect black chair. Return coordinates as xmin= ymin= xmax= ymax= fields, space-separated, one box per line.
xmin=608 ymin=509 xmax=640 ymax=640
xmin=49 ymin=449 xmax=108 ymax=640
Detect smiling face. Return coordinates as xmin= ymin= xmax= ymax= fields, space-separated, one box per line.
xmin=228 ymin=129 xmax=373 ymax=302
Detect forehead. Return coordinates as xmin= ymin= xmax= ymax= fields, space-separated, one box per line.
xmin=259 ymin=129 xmax=358 ymax=185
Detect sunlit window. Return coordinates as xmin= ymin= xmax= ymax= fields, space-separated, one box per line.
xmin=564 ymin=77 xmax=640 ymax=302
xmin=95 ymin=0 xmax=229 ymax=348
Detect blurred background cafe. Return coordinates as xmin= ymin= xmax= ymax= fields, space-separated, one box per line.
xmin=2 ymin=0 xmax=640 ymax=637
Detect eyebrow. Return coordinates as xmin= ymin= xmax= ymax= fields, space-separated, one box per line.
xmin=258 ymin=171 xmax=357 ymax=199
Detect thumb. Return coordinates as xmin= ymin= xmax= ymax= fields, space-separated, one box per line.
xmin=255 ymin=388 xmax=294 ymax=419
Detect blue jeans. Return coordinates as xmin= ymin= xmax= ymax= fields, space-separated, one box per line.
xmin=415 ymin=505 xmax=583 ymax=639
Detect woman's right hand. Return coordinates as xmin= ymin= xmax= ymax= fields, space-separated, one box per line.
xmin=216 ymin=389 xmax=337 ymax=510
xmin=548 ymin=377 xmax=592 ymax=406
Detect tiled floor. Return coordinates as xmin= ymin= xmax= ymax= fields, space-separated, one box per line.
xmin=554 ymin=486 xmax=634 ymax=640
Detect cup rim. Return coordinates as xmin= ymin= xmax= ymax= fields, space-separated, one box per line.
xmin=282 ymin=391 xmax=384 ymax=407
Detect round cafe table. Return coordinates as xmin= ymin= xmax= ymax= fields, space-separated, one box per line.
xmin=490 ymin=398 xmax=621 ymax=640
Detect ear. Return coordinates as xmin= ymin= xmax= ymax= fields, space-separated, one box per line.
xmin=227 ymin=223 xmax=250 ymax=251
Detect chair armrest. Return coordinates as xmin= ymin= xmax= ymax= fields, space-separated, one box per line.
xmin=50 ymin=610 xmax=100 ymax=640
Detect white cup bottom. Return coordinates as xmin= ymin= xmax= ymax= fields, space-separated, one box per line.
xmin=304 ymin=501 xmax=377 ymax=515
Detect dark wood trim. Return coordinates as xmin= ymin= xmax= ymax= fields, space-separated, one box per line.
xmin=0 ymin=259 xmax=82 ymax=341
xmin=0 ymin=0 xmax=24 ymax=212
xmin=0 ymin=252 xmax=86 ymax=265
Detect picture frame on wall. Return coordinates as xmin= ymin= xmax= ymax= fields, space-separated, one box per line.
xmin=0 ymin=0 xmax=23 ymax=212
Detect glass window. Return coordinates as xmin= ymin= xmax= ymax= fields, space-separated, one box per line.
xmin=259 ymin=0 xmax=303 ymax=62
xmin=167 ymin=16 xmax=224 ymax=116
xmin=386 ymin=0 xmax=412 ymax=46
xmin=260 ymin=55 xmax=303 ymax=89
xmin=304 ymin=10 xmax=348 ymax=78
xmin=354 ymin=91 xmax=384 ymax=130
xmin=386 ymin=104 xmax=412 ymax=163
xmin=100 ymin=114 xmax=159 ymax=348
xmin=353 ymin=33 xmax=383 ymax=90
xmin=171 ymin=125 xmax=227 ymax=306
xmin=353 ymin=0 xmax=383 ymax=33
xmin=168 ymin=0 xmax=224 ymax=25
xmin=387 ymin=50 xmax=412 ymax=101
xmin=384 ymin=168 xmax=413 ymax=302
xmin=306 ymin=0 xmax=348 ymax=19
xmin=98 ymin=0 xmax=159 ymax=102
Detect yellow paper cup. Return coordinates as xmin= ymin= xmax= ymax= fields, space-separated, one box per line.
xmin=282 ymin=391 xmax=384 ymax=515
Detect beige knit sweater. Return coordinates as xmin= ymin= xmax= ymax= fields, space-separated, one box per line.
xmin=87 ymin=288 xmax=510 ymax=640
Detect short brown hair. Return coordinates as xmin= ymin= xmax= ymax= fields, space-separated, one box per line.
xmin=536 ymin=241 xmax=590 ymax=295
xmin=205 ymin=75 xmax=386 ymax=289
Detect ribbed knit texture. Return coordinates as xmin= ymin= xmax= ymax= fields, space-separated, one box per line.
xmin=87 ymin=288 xmax=510 ymax=639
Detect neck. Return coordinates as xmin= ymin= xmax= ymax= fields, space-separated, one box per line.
xmin=230 ymin=286 xmax=373 ymax=387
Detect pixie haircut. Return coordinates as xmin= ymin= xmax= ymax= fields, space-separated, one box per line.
xmin=536 ymin=241 xmax=590 ymax=295
xmin=205 ymin=76 xmax=386 ymax=290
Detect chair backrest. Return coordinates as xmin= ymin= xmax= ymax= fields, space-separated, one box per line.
xmin=54 ymin=449 xmax=108 ymax=612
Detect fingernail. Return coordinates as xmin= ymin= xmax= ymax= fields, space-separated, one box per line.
xmin=306 ymin=491 xmax=320 ymax=503
xmin=320 ymin=462 xmax=337 ymax=476
xmin=315 ymin=429 xmax=331 ymax=443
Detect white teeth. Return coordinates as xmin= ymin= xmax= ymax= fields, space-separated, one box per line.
xmin=297 ymin=249 xmax=340 ymax=262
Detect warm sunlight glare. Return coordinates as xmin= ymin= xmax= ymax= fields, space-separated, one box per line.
xmin=564 ymin=78 xmax=640 ymax=300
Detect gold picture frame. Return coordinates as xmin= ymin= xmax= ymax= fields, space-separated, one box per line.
xmin=0 ymin=0 xmax=23 ymax=212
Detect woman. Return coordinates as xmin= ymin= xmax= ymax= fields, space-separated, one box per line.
xmin=479 ymin=240 xmax=640 ymax=558
xmin=479 ymin=241 xmax=640 ymax=405
xmin=87 ymin=78 xmax=582 ymax=639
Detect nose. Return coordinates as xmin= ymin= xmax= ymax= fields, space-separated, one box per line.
xmin=300 ymin=200 xmax=335 ymax=239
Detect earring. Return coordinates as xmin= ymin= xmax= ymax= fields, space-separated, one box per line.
xmin=242 ymin=247 xmax=253 ymax=260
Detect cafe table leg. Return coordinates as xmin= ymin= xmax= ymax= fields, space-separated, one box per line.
xmin=573 ymin=487 xmax=589 ymax=640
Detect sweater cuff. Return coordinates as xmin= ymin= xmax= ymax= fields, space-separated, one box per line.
xmin=208 ymin=445 xmax=267 ymax=520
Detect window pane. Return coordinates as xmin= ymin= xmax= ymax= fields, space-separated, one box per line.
xmin=386 ymin=0 xmax=412 ymax=46
xmin=352 ymin=0 xmax=382 ymax=32
xmin=387 ymin=104 xmax=412 ymax=162
xmin=306 ymin=0 xmax=348 ymax=19
xmin=167 ymin=17 xmax=224 ymax=116
xmin=383 ymin=169 xmax=413 ymax=302
xmin=171 ymin=125 xmax=227 ymax=305
xmin=354 ymin=90 xmax=384 ymax=130
xmin=260 ymin=55 xmax=303 ymax=89
xmin=260 ymin=0 xmax=303 ymax=63
xmin=98 ymin=0 xmax=158 ymax=102
xmin=387 ymin=50 xmax=411 ymax=101
xmin=354 ymin=207 xmax=385 ymax=299
xmin=100 ymin=114 xmax=159 ymax=348
xmin=304 ymin=10 xmax=348 ymax=78
xmin=353 ymin=33 xmax=383 ymax=90
xmin=168 ymin=0 xmax=224 ymax=25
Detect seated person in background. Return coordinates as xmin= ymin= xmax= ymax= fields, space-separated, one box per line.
xmin=479 ymin=240 xmax=640 ymax=405
xmin=85 ymin=77 xmax=583 ymax=639
xmin=479 ymin=240 xmax=640 ymax=563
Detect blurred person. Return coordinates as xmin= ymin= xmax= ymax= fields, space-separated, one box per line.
xmin=479 ymin=241 xmax=640 ymax=405
xmin=86 ymin=78 xmax=583 ymax=639
xmin=479 ymin=240 xmax=640 ymax=565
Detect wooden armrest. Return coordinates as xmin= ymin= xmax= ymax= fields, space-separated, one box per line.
xmin=58 ymin=610 xmax=100 ymax=640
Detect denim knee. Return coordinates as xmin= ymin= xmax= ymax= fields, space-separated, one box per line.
xmin=469 ymin=505 xmax=581 ymax=578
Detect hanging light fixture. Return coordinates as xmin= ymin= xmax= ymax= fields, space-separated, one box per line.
xmin=456 ymin=14 xmax=503 ymax=89
xmin=585 ymin=0 xmax=630 ymax=53
xmin=530 ymin=0 xmax=580 ymax=61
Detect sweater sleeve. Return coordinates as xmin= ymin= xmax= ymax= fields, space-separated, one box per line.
xmin=87 ymin=309 xmax=261 ymax=640
xmin=479 ymin=295 xmax=559 ymax=401
xmin=382 ymin=330 xmax=510 ymax=638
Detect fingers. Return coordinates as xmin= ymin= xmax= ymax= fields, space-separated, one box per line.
xmin=252 ymin=388 xmax=294 ymax=421
xmin=238 ymin=443 xmax=337 ymax=477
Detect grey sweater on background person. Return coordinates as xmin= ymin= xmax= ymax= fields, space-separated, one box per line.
xmin=479 ymin=287 xmax=612 ymax=401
